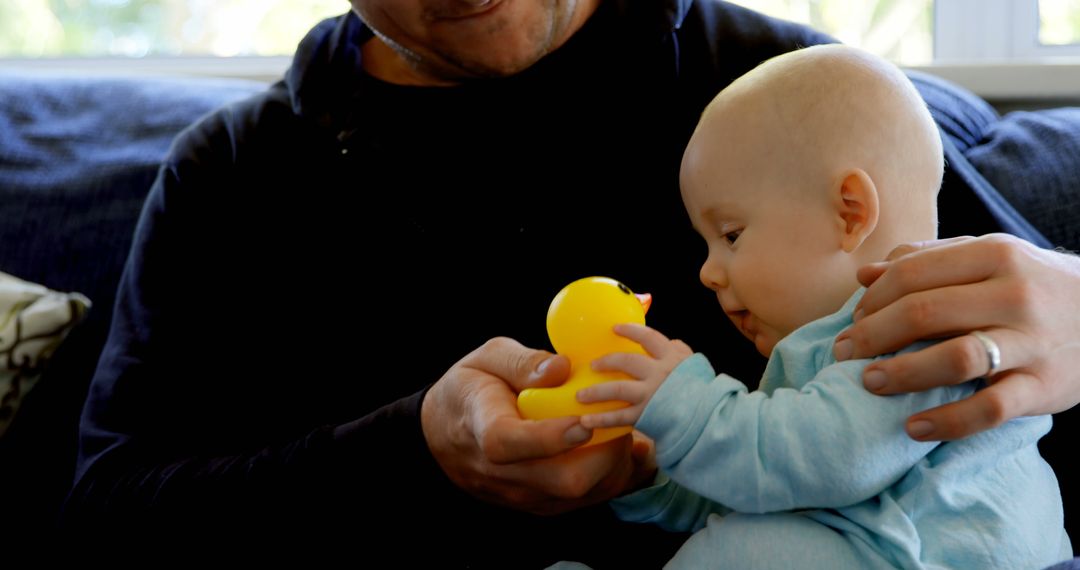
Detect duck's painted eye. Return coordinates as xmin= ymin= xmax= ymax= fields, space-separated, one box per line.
xmin=617 ymin=282 xmax=631 ymax=295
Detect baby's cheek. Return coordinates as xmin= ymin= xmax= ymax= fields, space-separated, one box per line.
xmin=744 ymin=281 xmax=793 ymax=319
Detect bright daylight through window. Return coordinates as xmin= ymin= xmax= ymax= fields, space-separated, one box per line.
xmin=725 ymin=0 xmax=934 ymax=64
xmin=2 ymin=0 xmax=1080 ymax=61
xmin=1040 ymin=0 xmax=1080 ymax=45
xmin=0 ymin=0 xmax=345 ymax=57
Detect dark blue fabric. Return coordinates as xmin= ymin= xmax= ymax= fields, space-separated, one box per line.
xmin=907 ymin=70 xmax=1000 ymax=154
xmin=908 ymin=69 xmax=1080 ymax=251
xmin=0 ymin=74 xmax=265 ymax=293
xmin=967 ymin=108 xmax=1080 ymax=251
xmin=0 ymin=73 xmax=264 ymax=543
xmin=1047 ymin=557 xmax=1080 ymax=570
xmin=941 ymin=132 xmax=1052 ymax=248
xmin=908 ymin=70 xmax=1053 ymax=248
xmin=0 ymin=74 xmax=262 ymax=188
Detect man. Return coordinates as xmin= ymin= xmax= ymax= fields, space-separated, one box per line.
xmin=65 ymin=1 xmax=1080 ymax=566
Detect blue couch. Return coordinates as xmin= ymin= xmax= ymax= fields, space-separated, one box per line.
xmin=0 ymin=73 xmax=265 ymax=541
xmin=0 ymin=70 xmax=1077 ymax=548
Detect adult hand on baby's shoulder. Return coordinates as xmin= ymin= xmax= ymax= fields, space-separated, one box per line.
xmin=833 ymin=234 xmax=1080 ymax=441
xmin=421 ymin=337 xmax=645 ymax=515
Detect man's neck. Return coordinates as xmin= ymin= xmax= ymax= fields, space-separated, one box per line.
xmin=360 ymin=37 xmax=455 ymax=87
xmin=358 ymin=0 xmax=604 ymax=87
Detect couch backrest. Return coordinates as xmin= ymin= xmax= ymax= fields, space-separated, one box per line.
xmin=0 ymin=73 xmax=267 ymax=538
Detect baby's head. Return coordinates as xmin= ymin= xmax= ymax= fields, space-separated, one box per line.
xmin=680 ymin=44 xmax=943 ymax=356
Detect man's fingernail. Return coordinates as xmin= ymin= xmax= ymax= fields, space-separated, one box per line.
xmin=853 ymin=308 xmax=865 ymax=322
xmin=564 ymin=424 xmax=591 ymax=445
xmin=907 ymin=420 xmax=934 ymax=439
xmin=864 ymin=369 xmax=887 ymax=391
xmin=833 ymin=338 xmax=853 ymax=361
xmin=535 ymin=357 xmax=552 ymax=376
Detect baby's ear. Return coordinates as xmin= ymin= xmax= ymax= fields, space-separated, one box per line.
xmin=834 ymin=169 xmax=879 ymax=253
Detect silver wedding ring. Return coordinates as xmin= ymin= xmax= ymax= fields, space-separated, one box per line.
xmin=970 ymin=331 xmax=1002 ymax=378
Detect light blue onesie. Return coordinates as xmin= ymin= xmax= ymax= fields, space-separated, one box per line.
xmin=612 ymin=290 xmax=1072 ymax=569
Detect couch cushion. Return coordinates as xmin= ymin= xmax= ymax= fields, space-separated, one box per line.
xmin=908 ymin=71 xmax=1052 ymax=247
xmin=908 ymin=70 xmax=1080 ymax=251
xmin=906 ymin=70 xmax=1001 ymax=154
xmin=0 ymin=73 xmax=266 ymax=540
xmin=966 ymin=108 xmax=1080 ymax=252
xmin=0 ymin=73 xmax=266 ymax=302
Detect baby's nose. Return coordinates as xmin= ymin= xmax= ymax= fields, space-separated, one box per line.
xmin=699 ymin=258 xmax=729 ymax=291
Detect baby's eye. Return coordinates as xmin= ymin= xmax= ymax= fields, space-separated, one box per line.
xmin=722 ymin=229 xmax=742 ymax=245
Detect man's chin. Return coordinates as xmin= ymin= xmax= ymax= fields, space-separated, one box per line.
xmin=436 ymin=45 xmax=551 ymax=79
xmin=432 ymin=24 xmax=558 ymax=77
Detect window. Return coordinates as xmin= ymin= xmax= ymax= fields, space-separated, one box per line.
xmin=3 ymin=0 xmax=1079 ymax=99
xmin=933 ymin=0 xmax=1080 ymax=60
xmin=725 ymin=0 xmax=934 ymax=65
xmin=7 ymin=1 xmax=1080 ymax=62
xmin=722 ymin=0 xmax=1080 ymax=101
xmin=0 ymin=0 xmax=346 ymax=57
xmin=718 ymin=0 xmax=1080 ymax=63
xmin=1040 ymin=0 xmax=1080 ymax=46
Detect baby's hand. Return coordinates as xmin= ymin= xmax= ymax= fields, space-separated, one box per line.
xmin=577 ymin=324 xmax=693 ymax=429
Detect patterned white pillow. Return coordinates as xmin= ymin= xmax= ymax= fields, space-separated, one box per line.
xmin=0 ymin=271 xmax=90 ymax=438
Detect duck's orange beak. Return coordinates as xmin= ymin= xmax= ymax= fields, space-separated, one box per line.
xmin=635 ymin=293 xmax=652 ymax=315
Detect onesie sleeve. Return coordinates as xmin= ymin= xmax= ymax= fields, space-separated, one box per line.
xmin=628 ymin=353 xmax=976 ymax=514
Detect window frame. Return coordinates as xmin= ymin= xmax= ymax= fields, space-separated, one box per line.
xmin=922 ymin=0 xmax=1080 ymax=101
xmin=935 ymin=0 xmax=1080 ymax=60
xmin=3 ymin=1 xmax=1079 ymax=102
xmin=0 ymin=55 xmax=289 ymax=83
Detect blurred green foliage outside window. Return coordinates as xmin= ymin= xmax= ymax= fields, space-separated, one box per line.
xmin=0 ymin=0 xmax=345 ymax=57
xmin=3 ymin=0 xmax=1078 ymax=61
xmin=1040 ymin=0 xmax=1080 ymax=45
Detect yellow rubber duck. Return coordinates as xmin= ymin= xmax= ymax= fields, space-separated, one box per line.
xmin=517 ymin=276 xmax=651 ymax=446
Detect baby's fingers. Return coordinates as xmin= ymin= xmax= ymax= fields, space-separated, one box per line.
xmin=612 ymin=323 xmax=673 ymax=357
xmin=576 ymin=380 xmax=647 ymax=405
xmin=592 ymin=352 xmax=656 ymax=379
xmin=581 ymin=406 xmax=643 ymax=429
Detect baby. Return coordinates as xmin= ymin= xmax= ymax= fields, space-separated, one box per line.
xmin=576 ymin=45 xmax=1072 ymax=568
